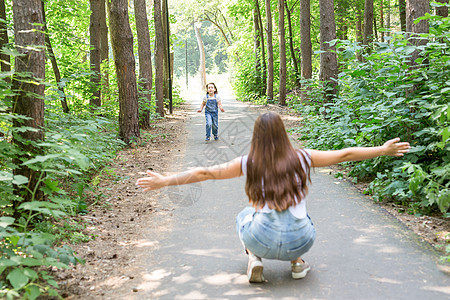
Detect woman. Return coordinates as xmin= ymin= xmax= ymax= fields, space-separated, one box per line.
xmin=136 ymin=112 xmax=410 ymax=283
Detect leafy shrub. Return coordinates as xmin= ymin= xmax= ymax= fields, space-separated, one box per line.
xmin=291 ymin=17 xmax=450 ymax=215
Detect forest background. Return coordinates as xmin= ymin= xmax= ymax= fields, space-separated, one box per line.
xmin=0 ymin=0 xmax=449 ymax=298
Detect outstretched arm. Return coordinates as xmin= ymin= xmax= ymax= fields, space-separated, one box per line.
xmin=310 ymin=138 xmax=410 ymax=168
xmin=136 ymin=157 xmax=242 ymax=191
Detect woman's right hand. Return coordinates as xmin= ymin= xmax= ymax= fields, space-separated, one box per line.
xmin=136 ymin=170 xmax=166 ymax=191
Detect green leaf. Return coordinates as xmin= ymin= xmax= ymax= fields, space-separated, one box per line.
xmin=24 ymin=284 xmax=41 ymax=300
xmin=11 ymin=256 xmax=42 ymax=267
xmin=6 ymin=268 xmax=29 ymax=289
xmin=0 ymin=217 xmax=15 ymax=228
xmin=0 ymin=258 xmax=19 ymax=268
xmin=22 ymin=268 xmax=38 ymax=280
xmin=12 ymin=175 xmax=28 ymax=185
xmin=22 ymin=154 xmax=62 ymax=166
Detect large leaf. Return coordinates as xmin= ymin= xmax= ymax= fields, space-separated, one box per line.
xmin=22 ymin=154 xmax=63 ymax=166
xmin=0 ymin=217 xmax=15 ymax=228
xmin=7 ymin=268 xmax=29 ymax=289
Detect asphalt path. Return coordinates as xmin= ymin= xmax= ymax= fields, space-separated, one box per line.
xmin=127 ymin=96 xmax=449 ymax=299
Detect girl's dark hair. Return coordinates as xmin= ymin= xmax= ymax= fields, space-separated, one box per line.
xmin=206 ymin=82 xmax=218 ymax=94
xmin=245 ymin=112 xmax=311 ymax=211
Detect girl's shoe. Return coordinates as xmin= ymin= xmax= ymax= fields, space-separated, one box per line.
xmin=247 ymin=253 xmax=264 ymax=283
xmin=205 ymin=137 xmax=210 ymax=141
xmin=214 ymin=135 xmax=219 ymax=140
xmin=291 ymin=260 xmax=310 ymax=279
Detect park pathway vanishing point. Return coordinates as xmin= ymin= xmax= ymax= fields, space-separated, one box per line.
xmin=109 ymin=95 xmax=449 ymax=299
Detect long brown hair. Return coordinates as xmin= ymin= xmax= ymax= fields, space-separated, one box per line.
xmin=245 ymin=112 xmax=311 ymax=211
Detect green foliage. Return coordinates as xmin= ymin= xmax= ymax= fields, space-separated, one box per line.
xmin=290 ymin=16 xmax=450 ymax=215
xmin=0 ymin=217 xmax=84 ymax=299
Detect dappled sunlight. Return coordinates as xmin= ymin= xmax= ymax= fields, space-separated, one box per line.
xmin=130 ymin=239 xmax=159 ymax=248
xmin=174 ymin=290 xmax=209 ymax=300
xmin=353 ymin=236 xmax=370 ymax=244
xmin=173 ymin=272 xmax=196 ymax=284
xmin=422 ymin=285 xmax=450 ymax=295
xmin=182 ymin=248 xmax=229 ymax=258
xmin=318 ymin=168 xmax=333 ymax=173
xmin=136 ymin=269 xmax=172 ymax=293
xmin=101 ymin=275 xmax=132 ymax=287
xmin=202 ymin=272 xmax=242 ymax=286
xmin=371 ymin=276 xmax=402 ymax=284
xmin=376 ymin=246 xmax=403 ymax=254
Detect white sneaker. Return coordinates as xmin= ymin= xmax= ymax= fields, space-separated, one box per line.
xmin=291 ymin=260 xmax=310 ymax=279
xmin=247 ymin=253 xmax=264 ymax=283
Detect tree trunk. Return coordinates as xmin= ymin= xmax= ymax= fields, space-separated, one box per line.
xmin=300 ymin=0 xmax=312 ymax=101
xmin=363 ymin=0 xmax=374 ymax=45
xmin=162 ymin=0 xmax=169 ymax=100
xmin=265 ymin=0 xmax=274 ymax=100
xmin=386 ymin=0 xmax=391 ymax=40
xmin=256 ymin=0 xmax=266 ymax=95
xmin=278 ymin=0 xmax=286 ymax=106
xmin=90 ymin=0 xmax=102 ymax=107
xmin=436 ymin=0 xmax=448 ymax=17
xmin=406 ymin=0 xmax=429 ymax=66
xmin=12 ymin=0 xmax=45 ymax=204
xmin=100 ymin=0 xmax=109 ymax=102
xmin=42 ymin=1 xmax=69 ymax=113
xmin=399 ymin=0 xmax=407 ymax=31
xmin=380 ymin=0 xmax=384 ymax=42
xmin=109 ymin=0 xmax=140 ymax=143
xmin=285 ymin=1 xmax=300 ymax=87
xmin=194 ymin=23 xmax=206 ymax=92
xmin=253 ymin=8 xmax=262 ymax=92
xmin=154 ymin=0 xmax=165 ymax=116
xmin=135 ymin=0 xmax=153 ymax=129
xmin=319 ymin=0 xmax=338 ymax=102
xmin=0 ymin=0 xmax=10 ymax=84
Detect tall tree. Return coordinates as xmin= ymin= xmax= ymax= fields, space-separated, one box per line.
xmin=154 ymin=0 xmax=165 ymax=116
xmin=42 ymin=1 xmax=69 ymax=113
xmin=399 ymin=0 xmax=407 ymax=31
xmin=0 ymin=0 xmax=10 ymax=84
xmin=100 ymin=0 xmax=109 ymax=101
xmin=162 ymin=0 xmax=170 ymax=100
xmin=134 ymin=0 xmax=153 ymax=128
xmin=256 ymin=0 xmax=267 ymax=95
xmin=406 ymin=0 xmax=429 ymax=65
xmin=253 ymin=6 xmax=262 ymax=91
xmin=300 ymin=0 xmax=312 ymax=101
xmin=319 ymin=0 xmax=338 ymax=102
xmin=254 ymin=0 xmax=266 ymax=95
xmin=363 ymin=0 xmax=374 ymax=45
xmin=285 ymin=0 xmax=300 ymax=87
xmin=265 ymin=0 xmax=274 ymax=100
xmin=109 ymin=0 xmax=140 ymax=143
xmin=90 ymin=0 xmax=102 ymax=107
xmin=278 ymin=0 xmax=286 ymax=105
xmin=194 ymin=23 xmax=206 ymax=91
xmin=12 ymin=0 xmax=45 ymax=203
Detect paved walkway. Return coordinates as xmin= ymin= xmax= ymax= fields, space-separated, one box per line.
xmin=126 ymin=96 xmax=449 ymax=299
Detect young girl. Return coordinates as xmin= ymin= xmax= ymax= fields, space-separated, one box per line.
xmin=136 ymin=112 xmax=410 ymax=283
xmin=197 ymin=82 xmax=225 ymax=141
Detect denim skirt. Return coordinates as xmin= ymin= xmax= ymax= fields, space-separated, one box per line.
xmin=236 ymin=207 xmax=316 ymax=261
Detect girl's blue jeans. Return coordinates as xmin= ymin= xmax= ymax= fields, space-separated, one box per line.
xmin=236 ymin=207 xmax=316 ymax=261
xmin=205 ymin=110 xmax=218 ymax=138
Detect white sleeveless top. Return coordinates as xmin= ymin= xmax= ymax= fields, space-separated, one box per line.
xmin=240 ymin=149 xmax=311 ymax=219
